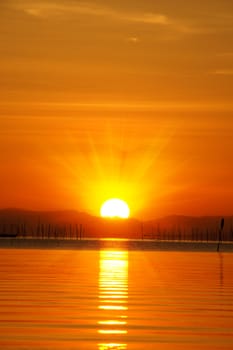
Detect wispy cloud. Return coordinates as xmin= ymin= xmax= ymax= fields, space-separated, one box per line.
xmin=213 ymin=69 xmax=233 ymax=76
xmin=2 ymin=100 xmax=233 ymax=113
xmin=124 ymin=13 xmax=169 ymax=25
xmin=5 ymin=0 xmax=233 ymax=41
xmin=9 ymin=1 xmax=233 ymax=38
xmin=17 ymin=1 xmax=169 ymax=25
xmin=12 ymin=0 xmax=198 ymax=37
xmin=217 ymin=52 xmax=233 ymax=58
xmin=127 ymin=37 xmax=140 ymax=44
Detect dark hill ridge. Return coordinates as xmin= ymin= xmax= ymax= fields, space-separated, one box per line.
xmin=0 ymin=209 xmax=232 ymax=240
xmin=0 ymin=209 xmax=141 ymax=239
xmin=144 ymin=215 xmax=233 ymax=241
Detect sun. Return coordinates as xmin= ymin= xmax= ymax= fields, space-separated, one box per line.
xmin=100 ymin=198 xmax=130 ymax=219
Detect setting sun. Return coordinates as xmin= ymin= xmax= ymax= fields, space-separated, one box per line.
xmin=100 ymin=199 xmax=130 ymax=219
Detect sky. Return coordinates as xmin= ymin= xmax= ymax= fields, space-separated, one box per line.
xmin=0 ymin=0 xmax=233 ymax=219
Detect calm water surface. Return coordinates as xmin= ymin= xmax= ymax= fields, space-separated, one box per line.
xmin=0 ymin=249 xmax=232 ymax=349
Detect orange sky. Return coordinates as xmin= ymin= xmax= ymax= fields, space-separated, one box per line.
xmin=0 ymin=0 xmax=233 ymax=219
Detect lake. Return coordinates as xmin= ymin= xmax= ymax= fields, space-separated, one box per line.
xmin=0 ymin=248 xmax=232 ymax=349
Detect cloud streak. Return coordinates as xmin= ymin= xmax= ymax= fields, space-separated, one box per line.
xmin=213 ymin=69 xmax=233 ymax=76
xmin=12 ymin=0 xmax=198 ymax=36
xmin=4 ymin=1 xmax=233 ymax=40
xmin=17 ymin=1 xmax=169 ymax=24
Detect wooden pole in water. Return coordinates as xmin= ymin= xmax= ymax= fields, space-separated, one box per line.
xmin=217 ymin=218 xmax=224 ymax=252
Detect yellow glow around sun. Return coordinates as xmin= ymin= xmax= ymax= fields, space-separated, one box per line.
xmin=100 ymin=199 xmax=130 ymax=219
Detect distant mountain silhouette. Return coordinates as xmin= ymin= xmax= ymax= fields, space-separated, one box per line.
xmin=0 ymin=209 xmax=232 ymax=240
xmin=0 ymin=208 xmax=140 ymax=239
xmin=144 ymin=215 xmax=233 ymax=241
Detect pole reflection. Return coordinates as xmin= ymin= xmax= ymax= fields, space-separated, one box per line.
xmin=98 ymin=250 xmax=128 ymax=350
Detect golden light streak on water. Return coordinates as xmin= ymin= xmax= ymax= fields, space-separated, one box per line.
xmin=0 ymin=249 xmax=232 ymax=349
xmin=98 ymin=305 xmax=128 ymax=310
xmin=98 ymin=321 xmax=127 ymax=325
xmin=98 ymin=343 xmax=127 ymax=350
xmin=98 ymin=330 xmax=127 ymax=334
xmin=98 ymin=250 xmax=128 ymax=349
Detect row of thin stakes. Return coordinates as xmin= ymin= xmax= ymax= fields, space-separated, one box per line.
xmin=0 ymin=218 xmax=230 ymax=243
xmin=0 ymin=222 xmax=85 ymax=239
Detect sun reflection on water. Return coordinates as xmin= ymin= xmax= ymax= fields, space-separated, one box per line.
xmin=98 ymin=250 xmax=128 ymax=350
xmin=98 ymin=344 xmax=127 ymax=350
